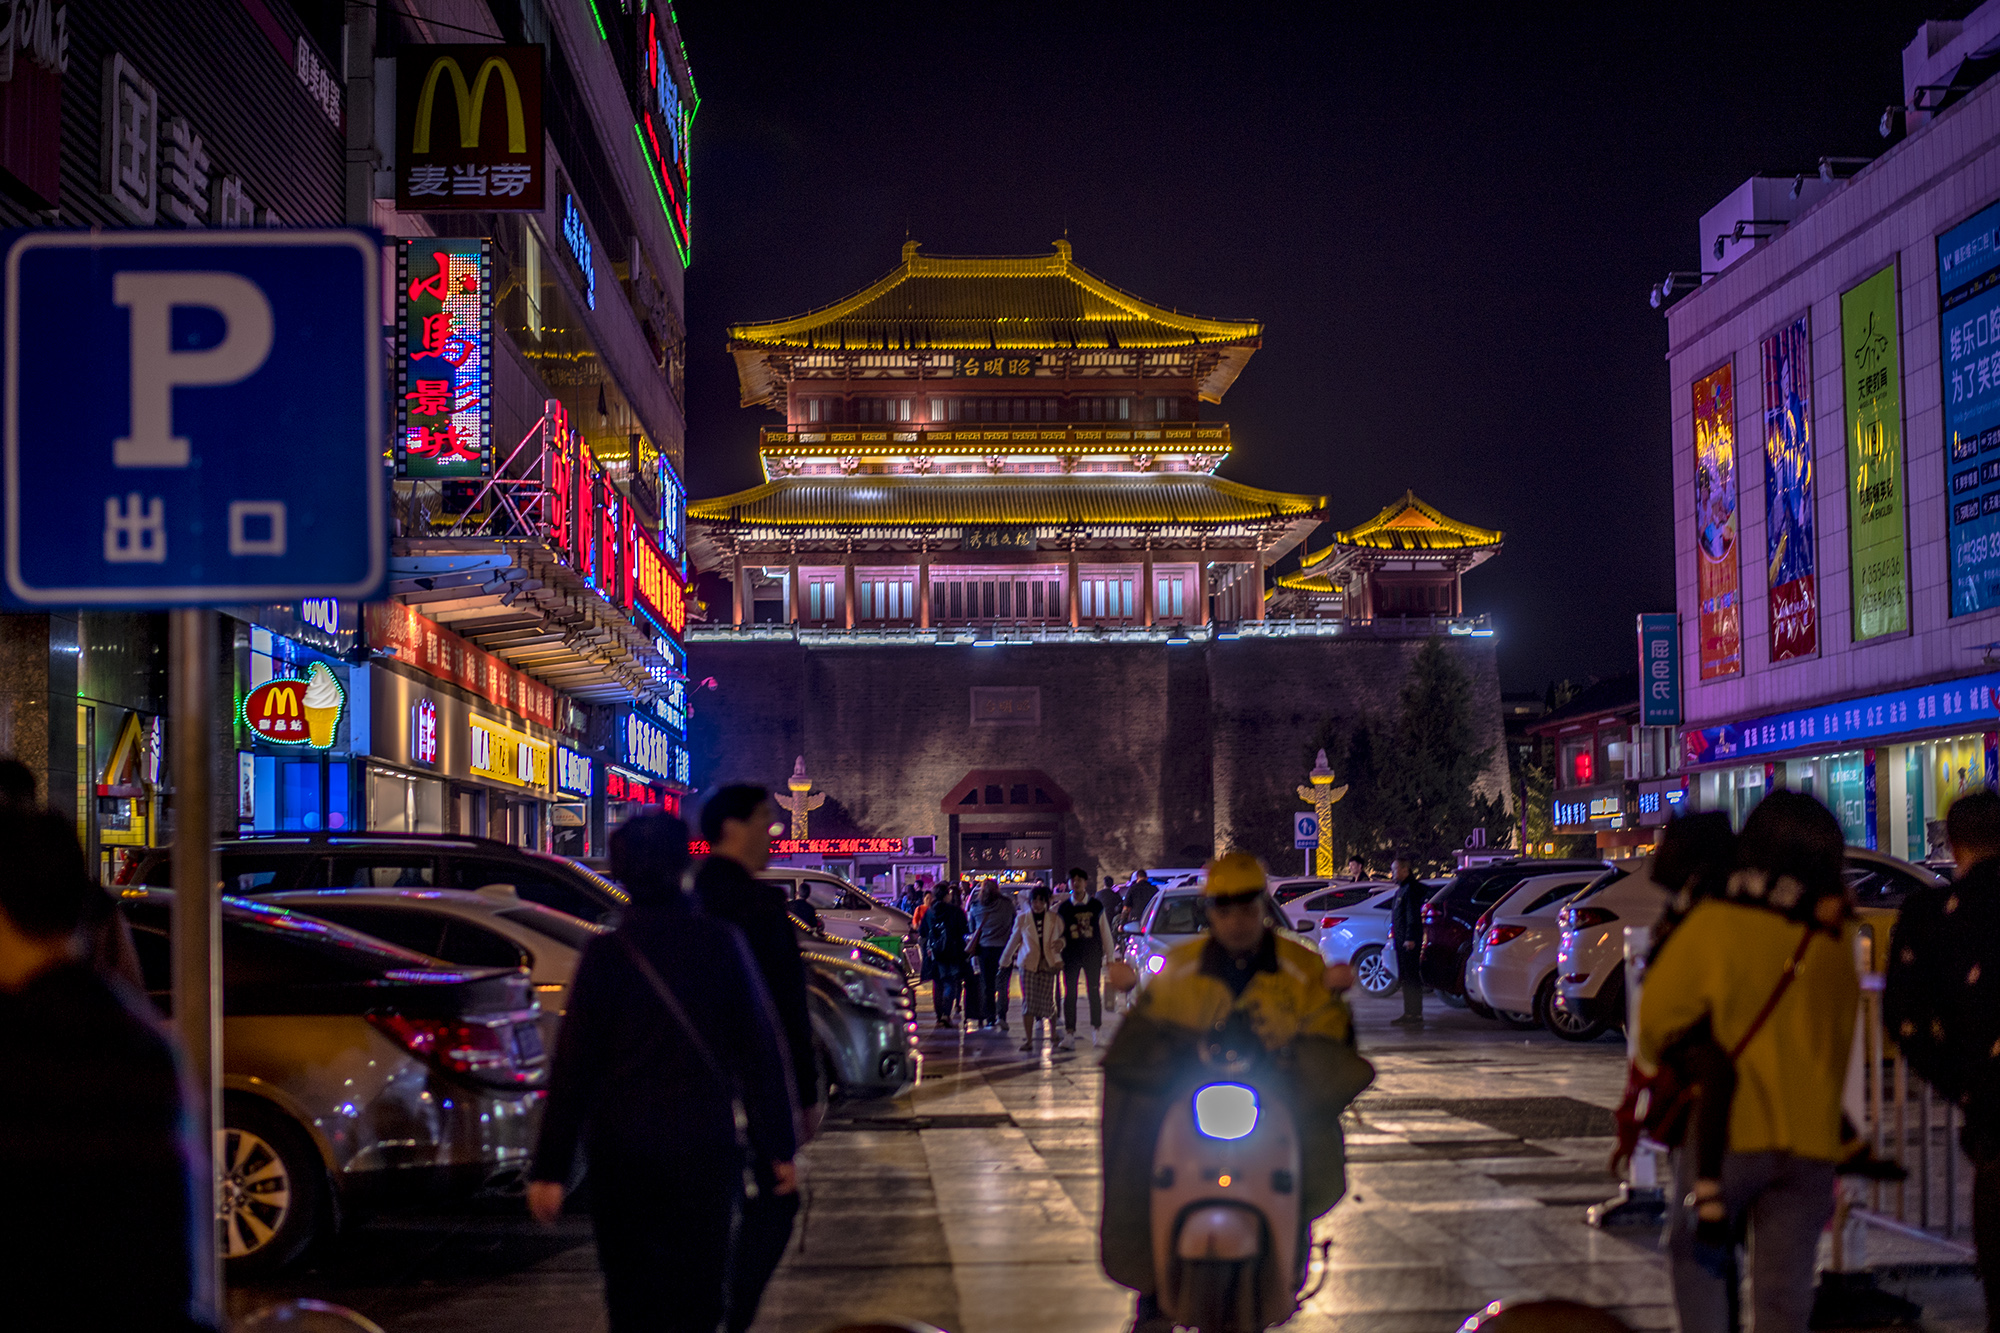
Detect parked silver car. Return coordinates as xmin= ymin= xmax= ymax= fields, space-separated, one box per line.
xmin=1303 ymin=885 xmax=1402 ymax=997
xmin=1119 ymin=884 xmax=1315 ymax=987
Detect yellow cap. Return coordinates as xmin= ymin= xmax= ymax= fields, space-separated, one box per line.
xmin=1202 ymin=851 xmax=1268 ymax=898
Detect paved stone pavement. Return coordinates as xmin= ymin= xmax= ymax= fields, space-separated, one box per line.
xmin=232 ymin=987 xmax=1986 ymax=1332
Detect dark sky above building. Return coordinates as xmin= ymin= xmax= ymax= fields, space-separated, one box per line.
xmin=675 ymin=1 xmax=1946 ymax=692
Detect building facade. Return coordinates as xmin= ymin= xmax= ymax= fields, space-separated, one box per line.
xmin=1667 ymin=4 xmax=2000 ymax=857
xmin=0 ymin=1 xmax=694 ymax=870
xmin=690 ymin=245 xmax=1511 ymax=879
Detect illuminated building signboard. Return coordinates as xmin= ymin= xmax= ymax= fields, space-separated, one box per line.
xmin=396 ymin=238 xmax=493 ymax=478
xmin=633 ymin=10 xmax=696 ymax=265
xmin=395 ymin=45 xmax=544 ymax=212
xmin=628 ymin=518 xmax=686 ymax=636
xmin=411 ymin=697 xmax=438 ymax=765
xmin=242 ymin=662 xmax=344 ymax=749
xmin=556 ymin=744 xmax=592 ymax=798
xmin=690 ymin=838 xmax=907 ymax=856
xmin=469 ymin=714 xmax=550 ymax=789
xmin=620 ymin=706 xmax=689 ymax=786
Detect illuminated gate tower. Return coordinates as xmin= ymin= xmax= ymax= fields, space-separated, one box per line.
xmin=691 ymin=242 xmax=1325 ymax=630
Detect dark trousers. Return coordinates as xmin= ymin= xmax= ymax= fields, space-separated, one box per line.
xmin=933 ymin=968 xmax=963 ymax=1022
xmin=976 ymin=945 xmax=1007 ymax=1024
xmin=728 ymin=1184 xmax=801 ymax=1333
xmin=1973 ymin=1139 xmax=1999 ymax=1333
xmin=1397 ymin=945 xmax=1424 ymax=1019
xmin=1063 ymin=952 xmax=1102 ymax=1031
xmin=593 ymin=1161 xmax=738 ymax=1333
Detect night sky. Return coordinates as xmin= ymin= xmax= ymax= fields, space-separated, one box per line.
xmin=675 ymin=2 xmax=1946 ymax=692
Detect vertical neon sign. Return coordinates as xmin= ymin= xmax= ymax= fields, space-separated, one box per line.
xmin=396 ymin=239 xmax=493 ymax=478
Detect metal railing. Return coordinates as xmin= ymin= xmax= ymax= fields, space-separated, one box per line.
xmin=685 ymin=613 xmax=1495 ymax=646
xmin=1852 ymin=974 xmax=1979 ymax=1258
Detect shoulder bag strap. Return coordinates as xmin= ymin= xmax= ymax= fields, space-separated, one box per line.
xmin=617 ymin=932 xmax=730 ymax=1086
xmin=1727 ymin=926 xmax=1817 ymax=1061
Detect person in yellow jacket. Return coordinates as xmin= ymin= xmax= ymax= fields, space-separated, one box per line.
xmin=1100 ymin=853 xmax=1373 ymax=1333
xmin=1637 ymin=791 xmax=1859 ymax=1333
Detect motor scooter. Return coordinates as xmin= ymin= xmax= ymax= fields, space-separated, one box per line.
xmin=1149 ymin=1041 xmax=1326 ymax=1333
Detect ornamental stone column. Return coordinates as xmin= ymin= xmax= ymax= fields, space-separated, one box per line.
xmin=1296 ymin=748 xmax=1349 ymax=877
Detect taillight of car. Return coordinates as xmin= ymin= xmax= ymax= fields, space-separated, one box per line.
xmin=1473 ymin=910 xmax=1494 ymax=937
xmin=1320 ymin=916 xmax=1347 ymax=929
xmin=1421 ymin=903 xmax=1439 ymax=924
xmin=1558 ymin=906 xmax=1617 ymax=930
xmin=370 ymin=1012 xmax=543 ymax=1086
xmin=1483 ymin=925 xmax=1527 ymax=949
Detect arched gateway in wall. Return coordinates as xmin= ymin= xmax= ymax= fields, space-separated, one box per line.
xmin=942 ymin=769 xmax=1071 ymax=888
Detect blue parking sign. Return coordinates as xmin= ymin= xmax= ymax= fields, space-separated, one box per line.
xmin=4 ymin=230 xmax=384 ymax=605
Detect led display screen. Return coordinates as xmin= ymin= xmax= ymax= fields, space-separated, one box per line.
xmin=1939 ymin=200 xmax=2000 ymax=616
xmin=396 ymin=238 xmax=492 ymax=478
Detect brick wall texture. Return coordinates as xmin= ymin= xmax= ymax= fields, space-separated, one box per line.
xmin=687 ymin=636 xmax=1509 ymax=882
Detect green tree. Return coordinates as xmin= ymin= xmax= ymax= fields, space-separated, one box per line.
xmin=1384 ymin=638 xmax=1496 ymax=871
xmin=1327 ymin=720 xmax=1390 ymax=872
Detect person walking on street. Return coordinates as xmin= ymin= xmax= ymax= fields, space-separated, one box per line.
xmin=1640 ymin=791 xmax=1859 ymax=1333
xmin=1002 ymin=883 xmax=1066 ymax=1052
xmin=1097 ymin=875 xmax=1127 ymax=933
xmin=1388 ymin=855 xmax=1427 ymax=1026
xmin=923 ymin=882 xmax=972 ymax=1028
xmin=969 ymin=879 xmax=1014 ymax=1032
xmin=0 ymin=808 xmax=210 ymax=1332
xmin=692 ymin=786 xmax=820 ymax=1332
xmin=1059 ymin=867 xmax=1110 ymax=1049
xmin=1125 ymin=871 xmax=1158 ymax=928
xmin=530 ymin=812 xmax=798 ymax=1333
xmin=1885 ymin=789 xmax=2000 ymax=1332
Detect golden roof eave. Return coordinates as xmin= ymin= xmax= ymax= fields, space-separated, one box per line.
xmin=1299 ymin=490 xmax=1503 ymax=566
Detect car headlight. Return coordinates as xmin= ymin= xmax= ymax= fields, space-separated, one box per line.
xmin=1193 ymin=1083 xmax=1259 ymax=1140
xmin=837 ymin=969 xmax=901 ymax=1015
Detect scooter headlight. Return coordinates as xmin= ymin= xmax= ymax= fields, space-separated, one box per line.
xmin=1146 ymin=954 xmax=1166 ymax=974
xmin=1193 ymin=1083 xmax=1259 ymax=1140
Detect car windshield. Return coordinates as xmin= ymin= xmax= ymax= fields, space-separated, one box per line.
xmin=1151 ymin=893 xmax=1285 ymax=935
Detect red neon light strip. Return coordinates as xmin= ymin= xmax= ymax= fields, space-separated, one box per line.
xmin=687 ymin=838 xmax=908 ymax=857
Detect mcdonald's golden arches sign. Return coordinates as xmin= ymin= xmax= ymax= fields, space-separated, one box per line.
xmin=396 ymin=45 xmax=544 ymax=212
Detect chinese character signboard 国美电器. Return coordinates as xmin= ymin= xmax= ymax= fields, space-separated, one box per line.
xmin=1693 ymin=361 xmax=1741 ymax=679
xmin=397 ymin=239 xmax=492 ymax=479
xmin=1842 ymin=264 xmax=1909 ymax=641
xmin=1762 ymin=316 xmax=1818 ymax=660
xmin=4 ymin=231 xmax=384 ymax=606
xmin=396 ymin=45 xmax=543 ymax=212
xmin=1638 ymin=613 xmax=1680 ymax=726
xmin=1938 ymin=199 xmax=2000 ymax=616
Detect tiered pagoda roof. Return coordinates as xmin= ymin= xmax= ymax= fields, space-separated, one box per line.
xmin=1297 ymin=490 xmax=1503 ymax=575
xmin=728 ymin=241 xmax=1263 ymax=407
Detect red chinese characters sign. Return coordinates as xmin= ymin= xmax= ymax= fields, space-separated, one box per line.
xmin=396 ymin=239 xmax=492 ymax=478
xmin=367 ymin=602 xmax=556 ymax=728
xmin=628 ymin=513 xmax=685 ymax=635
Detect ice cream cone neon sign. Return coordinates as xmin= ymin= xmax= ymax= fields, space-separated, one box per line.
xmin=242 ymin=662 xmax=345 ymax=749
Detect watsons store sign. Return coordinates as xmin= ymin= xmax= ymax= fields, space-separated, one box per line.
xmin=1683 ymin=673 xmax=2000 ymax=766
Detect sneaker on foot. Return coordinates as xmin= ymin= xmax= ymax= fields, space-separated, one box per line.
xmin=1059 ymin=1033 xmax=1076 ymax=1050
xmin=1019 ymin=1037 xmax=1035 ymax=1052
xmin=1391 ymin=1015 xmax=1423 ymax=1026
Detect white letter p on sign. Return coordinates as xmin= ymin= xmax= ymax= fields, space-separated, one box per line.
xmin=113 ymin=271 xmax=274 ymax=468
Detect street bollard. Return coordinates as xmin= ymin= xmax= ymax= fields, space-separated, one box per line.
xmin=1586 ymin=924 xmax=1665 ymax=1227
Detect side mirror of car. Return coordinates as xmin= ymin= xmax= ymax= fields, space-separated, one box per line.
xmin=1121 ymin=921 xmax=1143 ymax=934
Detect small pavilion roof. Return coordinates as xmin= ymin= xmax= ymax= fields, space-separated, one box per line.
xmin=689 ymin=473 xmax=1322 ymax=532
xmin=729 ymin=241 xmax=1262 ymax=406
xmin=1300 ymin=491 xmax=1503 ymax=568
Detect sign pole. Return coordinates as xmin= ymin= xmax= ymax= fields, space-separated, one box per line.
xmin=170 ymin=607 xmax=222 ymax=1319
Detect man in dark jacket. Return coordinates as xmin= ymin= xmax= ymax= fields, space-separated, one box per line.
xmin=530 ymin=813 xmax=797 ymax=1333
xmin=694 ymin=784 xmax=819 ymax=1332
xmin=1388 ymin=854 xmax=1427 ymax=1026
xmin=1885 ymin=790 xmax=2000 ymax=1330
xmin=0 ymin=806 xmax=210 ymax=1332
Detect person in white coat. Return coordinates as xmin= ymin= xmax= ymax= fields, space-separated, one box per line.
xmin=1000 ymin=883 xmax=1067 ymax=1053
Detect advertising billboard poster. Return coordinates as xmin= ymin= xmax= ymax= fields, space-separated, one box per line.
xmin=1937 ymin=199 xmax=2000 ymax=615
xmin=396 ymin=239 xmax=492 ymax=479
xmin=396 ymin=45 xmax=544 ymax=212
xmin=1761 ymin=317 xmax=1818 ymax=659
xmin=1842 ymin=264 xmax=1909 ymax=641
xmin=1693 ymin=362 xmax=1741 ymax=679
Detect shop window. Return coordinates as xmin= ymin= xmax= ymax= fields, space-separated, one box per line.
xmin=806 ymin=578 xmax=837 ymax=621
xmin=1561 ymin=738 xmax=1592 ymax=787
xmin=1156 ymin=576 xmax=1186 ymax=619
xmin=984 ymin=784 xmax=1004 ymax=804
xmin=1009 ymin=784 xmax=1029 ymax=804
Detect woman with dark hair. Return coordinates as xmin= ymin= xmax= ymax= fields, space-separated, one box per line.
xmin=922 ymin=881 xmax=972 ymax=1029
xmin=1639 ymin=791 xmax=1859 ymax=1333
xmin=528 ymin=812 xmax=799 ymax=1333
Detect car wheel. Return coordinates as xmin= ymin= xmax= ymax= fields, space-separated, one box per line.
xmin=219 ymin=1098 xmax=326 ymax=1274
xmin=1351 ymin=945 xmax=1398 ymax=997
xmin=1536 ymin=973 xmax=1608 ymax=1042
xmin=814 ymin=1038 xmax=839 ymax=1106
xmin=1465 ymin=996 xmax=1497 ymax=1020
xmin=1495 ymin=1001 xmax=1540 ymax=1030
